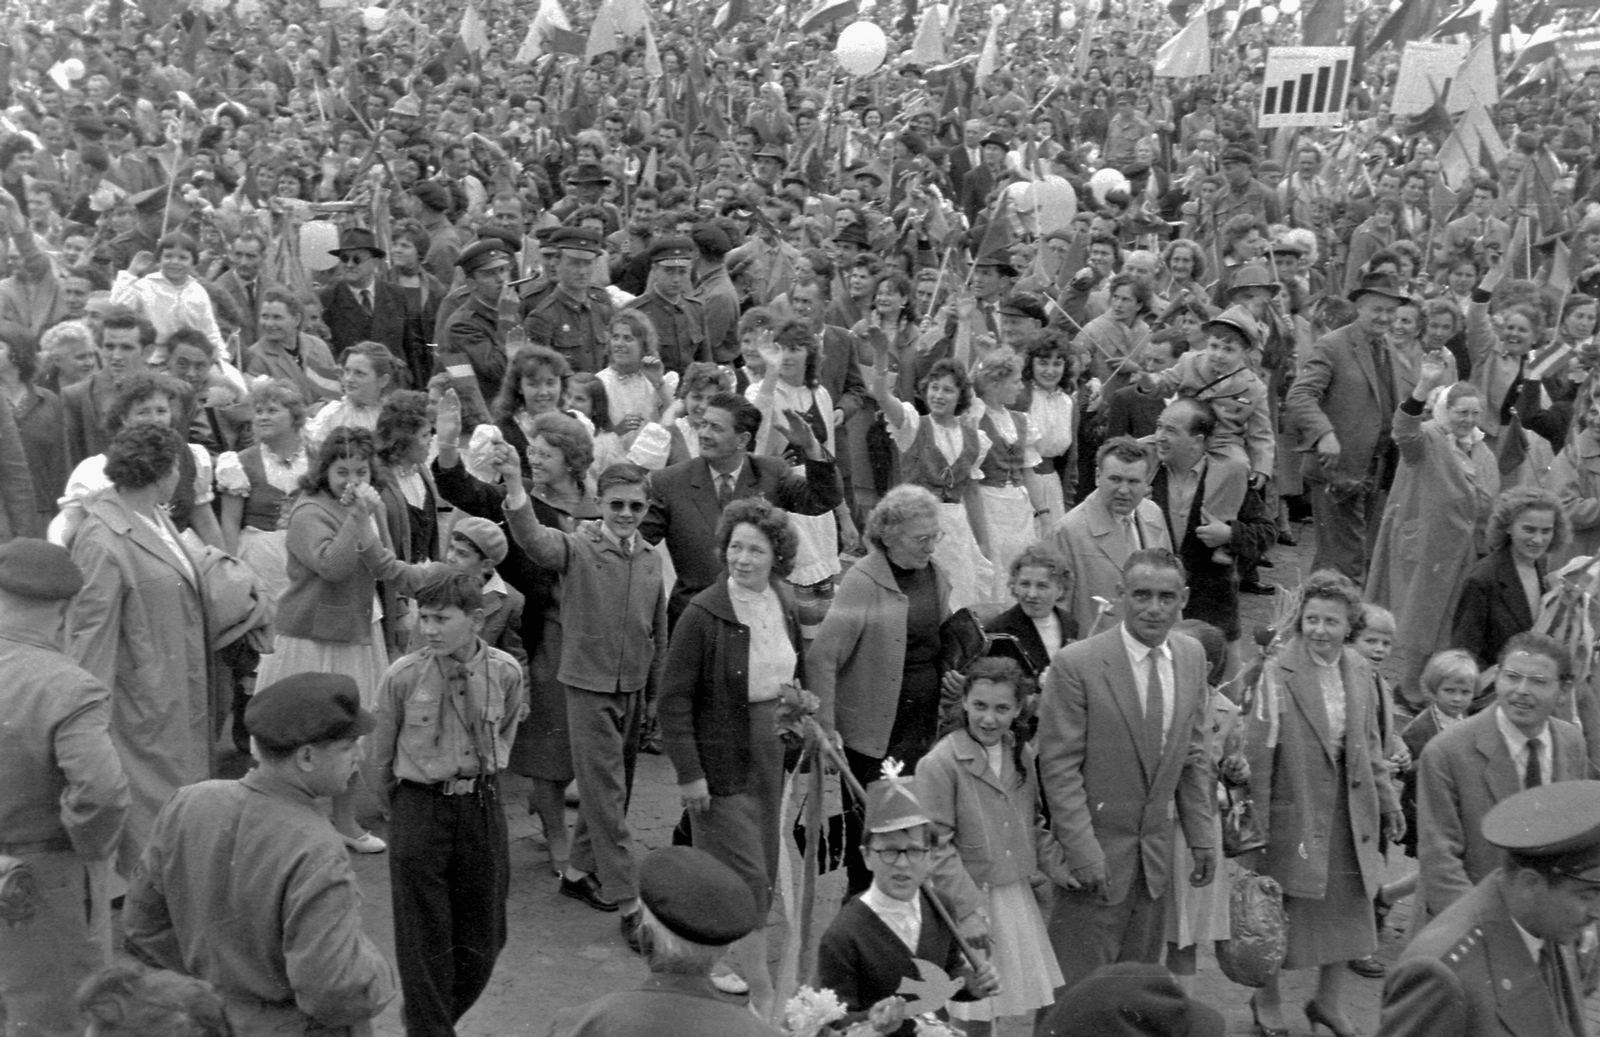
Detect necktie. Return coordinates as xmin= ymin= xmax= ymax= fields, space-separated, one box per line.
xmin=360 ymin=288 xmax=372 ymax=314
xmin=716 ymin=473 xmax=734 ymax=509
xmin=1540 ymin=942 xmax=1576 ymax=1037
xmin=1125 ymin=514 xmax=1143 ymax=552
xmin=1144 ymin=649 xmax=1165 ymax=760
xmin=1526 ymin=736 xmax=1543 ymax=788
xmin=245 ymin=281 xmax=256 ymax=313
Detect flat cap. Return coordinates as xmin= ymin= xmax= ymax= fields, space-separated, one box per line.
xmin=998 ymin=293 xmax=1048 ymax=324
xmin=450 ymin=517 xmax=509 ymax=565
xmin=1484 ymin=780 xmax=1600 ymax=881
xmin=245 ymin=673 xmax=377 ymax=749
xmin=565 ymin=161 xmax=611 ymax=184
xmin=648 ymin=235 xmax=696 ymax=264
xmin=1220 ymin=147 xmax=1257 ymax=166
xmin=639 ymin=847 xmax=759 ymax=945
xmin=411 ymin=180 xmax=452 ymax=212
xmin=0 ymin=539 xmax=84 ymax=601
xmin=456 ymin=238 xmax=514 ymax=275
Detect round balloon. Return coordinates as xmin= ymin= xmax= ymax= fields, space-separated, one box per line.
xmin=1088 ymin=167 xmax=1130 ymax=206
xmin=1260 ymin=5 xmax=1280 ymax=24
xmin=62 ymin=58 xmax=86 ymax=81
xmin=1059 ymin=4 xmax=1076 ymax=28
xmin=1280 ymin=0 xmax=1300 ymax=13
xmin=300 ymin=221 xmax=342 ymax=271
xmin=1028 ymin=176 xmax=1078 ymax=234
xmin=362 ymin=5 xmax=388 ymax=29
xmin=835 ymin=21 xmax=888 ymax=76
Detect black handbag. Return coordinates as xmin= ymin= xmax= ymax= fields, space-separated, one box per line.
xmin=1220 ymin=781 xmax=1267 ymax=858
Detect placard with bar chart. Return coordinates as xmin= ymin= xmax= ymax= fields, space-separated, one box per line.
xmin=1257 ymin=47 xmax=1355 ymax=128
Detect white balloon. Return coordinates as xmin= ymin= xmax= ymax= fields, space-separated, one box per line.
xmin=1059 ymin=4 xmax=1076 ymax=28
xmin=62 ymin=58 xmax=86 ymax=81
xmin=1089 ymin=167 xmax=1130 ymax=205
xmin=1280 ymin=0 xmax=1300 ymax=14
xmin=1260 ymin=5 xmax=1279 ymax=24
xmin=835 ymin=20 xmax=888 ymax=76
xmin=1028 ymin=176 xmax=1078 ymax=234
xmin=361 ymin=5 xmax=388 ymax=30
xmin=300 ymin=221 xmax=342 ymax=271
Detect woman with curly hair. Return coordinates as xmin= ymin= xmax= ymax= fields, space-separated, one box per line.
xmin=1242 ymin=570 xmax=1403 ymax=1037
xmin=491 ymin=346 xmax=592 ymax=479
xmin=302 ymin=341 xmax=399 ymax=450
xmin=1451 ymin=486 xmax=1568 ymax=674
xmin=1367 ymin=357 xmax=1498 ymax=706
xmin=658 ymin=497 xmax=804 ymax=1013
xmin=1156 ymin=239 xmax=1208 ymax=306
xmin=257 ymin=426 xmax=432 ymax=851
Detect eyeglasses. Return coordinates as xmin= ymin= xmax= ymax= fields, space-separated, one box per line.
xmin=870 ymin=846 xmax=931 ymax=865
xmin=339 ymin=254 xmax=371 ymax=266
xmin=1501 ymin=668 xmax=1559 ymax=690
xmin=605 ymin=500 xmax=648 ymax=514
xmin=904 ymin=530 xmax=945 ymax=549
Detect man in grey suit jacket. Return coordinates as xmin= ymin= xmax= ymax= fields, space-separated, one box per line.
xmin=1043 ymin=436 xmax=1172 ymax=637
xmin=1417 ymin=632 xmax=1592 ymax=921
xmin=1283 ymin=272 xmax=1410 ymax=580
xmin=1035 ymin=548 xmax=1217 ymax=999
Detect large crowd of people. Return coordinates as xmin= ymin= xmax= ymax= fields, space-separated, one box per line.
xmin=10 ymin=0 xmax=1600 ymax=1033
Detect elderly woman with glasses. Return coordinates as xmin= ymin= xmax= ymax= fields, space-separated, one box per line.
xmin=811 ymin=484 xmax=958 ymax=897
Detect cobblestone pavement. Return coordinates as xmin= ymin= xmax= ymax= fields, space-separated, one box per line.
xmin=344 ymin=525 xmax=1597 ymax=1036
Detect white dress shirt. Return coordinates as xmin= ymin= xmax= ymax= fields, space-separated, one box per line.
xmin=860 ymin=884 xmax=922 ymax=953
xmin=1120 ymin=622 xmax=1174 ymax=737
xmin=1496 ymin=706 xmax=1553 ymax=789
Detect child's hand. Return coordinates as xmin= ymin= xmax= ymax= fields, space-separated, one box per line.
xmin=963 ymin=958 xmax=1001 ymax=999
xmin=435 ymin=388 xmax=463 ymax=444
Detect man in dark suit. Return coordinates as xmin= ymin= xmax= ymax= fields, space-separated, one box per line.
xmin=942 ymin=119 xmax=985 ymax=209
xmin=958 ymin=132 xmax=1013 ymax=225
xmin=319 ymin=228 xmax=415 ymax=380
xmin=61 ymin=305 xmax=150 ymax=466
xmin=1377 ymin=781 xmax=1600 ymax=1037
xmin=1416 ymin=632 xmax=1591 ymax=924
xmin=210 ymin=231 xmax=267 ymax=348
xmin=641 ymin=392 xmax=842 ymax=628
xmin=1036 ymin=548 xmax=1216 ymax=996
xmin=1283 ymin=272 xmax=1410 ymax=581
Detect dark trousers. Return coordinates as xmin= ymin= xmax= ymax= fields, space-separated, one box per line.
xmin=390 ymin=777 xmax=509 ymax=1037
xmin=1309 ymin=481 xmax=1384 ymax=582
xmin=1042 ymin=861 xmax=1167 ymax=1021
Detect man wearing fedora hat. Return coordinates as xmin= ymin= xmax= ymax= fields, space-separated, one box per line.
xmin=123 ymin=673 xmax=397 ymax=1037
xmin=552 ymin=163 xmax=622 ymax=237
xmin=1377 ymin=780 xmax=1600 ymax=1037
xmin=320 ymin=227 xmax=412 ymax=365
xmin=959 ymin=131 xmax=1016 ymax=225
xmin=1285 ymin=272 xmax=1413 ymax=579
xmin=0 ymin=540 xmax=127 ymax=1037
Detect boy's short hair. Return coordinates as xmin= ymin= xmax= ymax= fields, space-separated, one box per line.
xmin=1419 ymin=649 xmax=1479 ymax=699
xmin=414 ymin=567 xmax=485 ymax=615
xmin=1354 ymin=602 xmax=1396 ymax=637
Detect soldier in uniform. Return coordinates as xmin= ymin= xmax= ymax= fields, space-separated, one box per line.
xmin=522 ymin=227 xmax=615 ymax=374
xmin=444 ymin=239 xmax=515 ymax=407
xmin=548 ymin=846 xmax=781 ymax=1037
xmin=0 ymin=539 xmax=128 ymax=1037
xmin=625 ymin=236 xmax=711 ymax=375
xmin=1376 ymin=781 xmax=1600 ymax=1037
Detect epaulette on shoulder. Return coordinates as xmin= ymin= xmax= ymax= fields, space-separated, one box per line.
xmin=1443 ymin=927 xmax=1484 ymax=968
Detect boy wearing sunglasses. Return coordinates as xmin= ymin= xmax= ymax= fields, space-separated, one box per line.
xmin=501 ymin=458 xmax=668 ymax=951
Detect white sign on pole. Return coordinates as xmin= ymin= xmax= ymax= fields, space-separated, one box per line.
xmin=1258 ymin=46 xmax=1355 ymax=128
xmin=1392 ymin=41 xmax=1469 ymax=116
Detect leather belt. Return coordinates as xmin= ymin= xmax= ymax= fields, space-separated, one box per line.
xmin=403 ymin=777 xmax=485 ymax=796
xmin=0 ymin=835 xmax=73 ymax=855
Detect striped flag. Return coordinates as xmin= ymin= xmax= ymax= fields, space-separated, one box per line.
xmin=1509 ymin=22 xmax=1561 ymax=74
xmin=798 ymin=0 xmax=859 ymax=31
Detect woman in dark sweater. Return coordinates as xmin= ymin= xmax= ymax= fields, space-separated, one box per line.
xmin=659 ymin=497 xmax=804 ymax=1017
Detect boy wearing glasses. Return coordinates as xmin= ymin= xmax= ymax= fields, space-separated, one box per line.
xmin=502 ymin=460 xmax=667 ymax=951
xmin=817 ymin=768 xmax=999 ymax=1035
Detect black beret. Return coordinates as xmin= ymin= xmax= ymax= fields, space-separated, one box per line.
xmin=411 ymin=180 xmax=452 ymax=212
xmin=639 ymin=847 xmax=758 ymax=944
xmin=245 ymin=673 xmax=377 ymax=749
xmin=690 ymin=223 xmax=732 ymax=258
xmin=0 ymin=539 xmax=84 ymax=601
